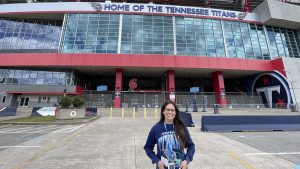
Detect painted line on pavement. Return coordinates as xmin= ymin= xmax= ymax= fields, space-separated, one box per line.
xmin=0 ymin=124 xmax=12 ymax=129
xmin=68 ymin=124 xmax=86 ymax=132
xmin=52 ymin=124 xmax=86 ymax=133
xmin=246 ymin=152 xmax=300 ymax=155
xmin=0 ymin=125 xmax=84 ymax=134
xmin=0 ymin=126 xmax=36 ymax=132
xmin=0 ymin=146 xmax=42 ymax=148
xmin=229 ymin=151 xmax=256 ymax=169
xmin=0 ymin=131 xmax=49 ymax=133
xmin=51 ymin=125 xmax=77 ymax=133
xmin=33 ymin=126 xmax=62 ymax=132
xmin=13 ymin=122 xmax=91 ymax=169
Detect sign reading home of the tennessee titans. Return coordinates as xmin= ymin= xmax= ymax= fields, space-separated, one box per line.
xmin=252 ymin=72 xmax=291 ymax=108
xmin=91 ymin=3 xmax=248 ymax=20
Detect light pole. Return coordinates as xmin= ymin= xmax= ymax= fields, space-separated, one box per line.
xmin=63 ymin=77 xmax=67 ymax=97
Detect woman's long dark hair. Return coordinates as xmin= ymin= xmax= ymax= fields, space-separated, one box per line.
xmin=159 ymin=100 xmax=186 ymax=149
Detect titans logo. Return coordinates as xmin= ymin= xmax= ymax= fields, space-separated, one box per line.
xmin=252 ymin=72 xmax=292 ymax=108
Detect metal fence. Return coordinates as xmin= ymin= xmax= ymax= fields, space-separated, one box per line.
xmin=83 ymin=91 xmax=115 ymax=108
xmin=83 ymin=91 xmax=265 ymax=109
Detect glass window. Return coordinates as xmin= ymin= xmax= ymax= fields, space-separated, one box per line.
xmin=0 ymin=18 xmax=61 ymax=52
xmin=19 ymin=97 xmax=29 ymax=107
xmin=37 ymin=71 xmax=45 ymax=78
xmin=58 ymin=15 xmax=300 ymax=59
xmin=62 ymin=14 xmax=119 ymax=53
xmin=29 ymin=71 xmax=37 ymax=78
xmin=21 ymin=70 xmax=30 ymax=78
xmin=265 ymin=26 xmax=300 ymax=58
xmin=36 ymin=79 xmax=44 ymax=84
xmin=52 ymin=72 xmax=60 ymax=79
xmin=45 ymin=72 xmax=52 ymax=79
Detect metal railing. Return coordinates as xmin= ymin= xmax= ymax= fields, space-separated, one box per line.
xmin=83 ymin=90 xmax=265 ymax=109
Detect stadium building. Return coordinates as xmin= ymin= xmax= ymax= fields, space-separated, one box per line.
xmin=0 ymin=0 xmax=299 ymax=110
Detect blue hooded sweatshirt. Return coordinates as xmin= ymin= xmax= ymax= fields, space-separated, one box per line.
xmin=144 ymin=122 xmax=195 ymax=169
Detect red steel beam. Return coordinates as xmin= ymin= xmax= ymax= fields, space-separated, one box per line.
xmin=243 ymin=0 xmax=252 ymax=12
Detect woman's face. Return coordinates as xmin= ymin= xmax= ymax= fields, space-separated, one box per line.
xmin=163 ymin=103 xmax=176 ymax=122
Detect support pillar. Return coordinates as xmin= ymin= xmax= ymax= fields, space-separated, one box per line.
xmin=212 ymin=71 xmax=227 ymax=107
xmin=166 ymin=69 xmax=176 ymax=102
xmin=242 ymin=0 xmax=252 ymax=12
xmin=114 ymin=68 xmax=123 ymax=108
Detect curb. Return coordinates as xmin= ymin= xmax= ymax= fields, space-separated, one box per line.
xmin=0 ymin=116 xmax=100 ymax=125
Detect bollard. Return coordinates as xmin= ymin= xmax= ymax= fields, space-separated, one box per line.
xmin=110 ymin=107 xmax=113 ymax=117
xmin=202 ymin=96 xmax=207 ymax=112
xmin=184 ymin=98 xmax=188 ymax=112
xmin=133 ymin=107 xmax=136 ymax=119
xmin=134 ymin=104 xmax=138 ymax=112
xmin=213 ymin=104 xmax=219 ymax=114
xmin=290 ymin=104 xmax=297 ymax=112
xmin=192 ymin=99 xmax=198 ymax=112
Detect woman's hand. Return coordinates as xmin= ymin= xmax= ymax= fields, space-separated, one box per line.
xmin=157 ymin=160 xmax=165 ymax=169
xmin=180 ymin=160 xmax=188 ymax=169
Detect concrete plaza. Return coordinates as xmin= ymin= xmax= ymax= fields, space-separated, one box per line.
xmin=0 ymin=108 xmax=299 ymax=169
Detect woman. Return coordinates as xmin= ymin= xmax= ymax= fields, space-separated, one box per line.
xmin=144 ymin=100 xmax=195 ymax=169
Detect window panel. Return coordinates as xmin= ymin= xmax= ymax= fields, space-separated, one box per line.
xmin=59 ymin=15 xmax=300 ymax=58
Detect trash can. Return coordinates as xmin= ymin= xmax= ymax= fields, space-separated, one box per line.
xmin=290 ymin=104 xmax=297 ymax=112
xmin=213 ymin=104 xmax=219 ymax=114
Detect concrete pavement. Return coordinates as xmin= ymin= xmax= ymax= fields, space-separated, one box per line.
xmin=0 ymin=113 xmax=298 ymax=169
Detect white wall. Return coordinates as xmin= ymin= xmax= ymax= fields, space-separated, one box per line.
xmin=16 ymin=95 xmax=60 ymax=107
xmin=282 ymin=57 xmax=300 ymax=110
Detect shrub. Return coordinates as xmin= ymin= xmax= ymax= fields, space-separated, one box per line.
xmin=59 ymin=96 xmax=72 ymax=109
xmin=72 ymin=95 xmax=85 ymax=108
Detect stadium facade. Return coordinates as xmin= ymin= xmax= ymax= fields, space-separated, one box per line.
xmin=0 ymin=0 xmax=299 ymax=110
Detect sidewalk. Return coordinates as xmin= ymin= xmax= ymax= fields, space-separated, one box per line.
xmin=1 ymin=107 xmax=299 ymax=124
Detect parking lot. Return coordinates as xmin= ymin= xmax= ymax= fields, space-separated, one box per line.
xmin=0 ymin=124 xmax=85 ymax=152
xmin=221 ymin=131 xmax=300 ymax=165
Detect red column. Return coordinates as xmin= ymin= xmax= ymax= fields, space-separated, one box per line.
xmin=243 ymin=0 xmax=252 ymax=12
xmin=212 ymin=71 xmax=228 ymax=107
xmin=114 ymin=68 xmax=123 ymax=108
xmin=166 ymin=69 xmax=176 ymax=102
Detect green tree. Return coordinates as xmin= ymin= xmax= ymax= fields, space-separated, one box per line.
xmin=72 ymin=95 xmax=85 ymax=108
xmin=59 ymin=96 xmax=72 ymax=109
